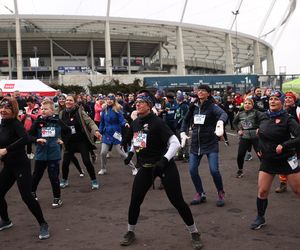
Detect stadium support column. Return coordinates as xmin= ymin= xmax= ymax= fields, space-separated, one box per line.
xmin=266 ymin=47 xmax=275 ymax=75
xmin=7 ymin=40 xmax=12 ymax=79
xmin=90 ymin=40 xmax=95 ymax=73
xmin=225 ymin=33 xmax=234 ymax=74
xmin=176 ymin=26 xmax=185 ymax=75
xmin=159 ymin=42 xmax=163 ymax=70
xmin=127 ymin=41 xmax=131 ymax=75
xmin=253 ymin=40 xmax=262 ymax=74
xmin=14 ymin=0 xmax=23 ymax=79
xmin=105 ymin=0 xmax=112 ymax=77
xmin=50 ymin=40 xmax=54 ymax=80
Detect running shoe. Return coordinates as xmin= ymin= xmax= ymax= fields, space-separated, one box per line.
xmin=0 ymin=220 xmax=13 ymax=231
xmin=216 ymin=191 xmax=225 ymax=207
xmin=236 ymin=169 xmax=244 ymax=178
xmin=27 ymin=153 xmax=35 ymax=160
xmin=60 ymin=179 xmax=69 ymax=188
xmin=250 ymin=216 xmax=266 ymax=230
xmin=224 ymin=141 xmax=229 ymax=146
xmin=132 ymin=167 xmax=138 ymax=176
xmin=106 ymin=152 xmax=111 ymax=158
xmin=98 ymin=169 xmax=107 ymax=175
xmin=39 ymin=223 xmax=50 ymax=240
xmin=190 ymin=192 xmax=207 ymax=205
xmin=91 ymin=179 xmax=99 ymax=190
xmin=31 ymin=192 xmax=38 ymax=201
xmin=52 ymin=198 xmax=63 ymax=208
xmin=275 ymin=182 xmax=287 ymax=193
xmin=191 ymin=232 xmax=204 ymax=249
xmin=244 ymin=152 xmax=253 ymax=161
xmin=120 ymin=231 xmax=135 ymax=246
xmin=79 ymin=173 xmax=84 ymax=177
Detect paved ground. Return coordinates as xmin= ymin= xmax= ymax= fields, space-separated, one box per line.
xmin=1 ymin=133 xmax=300 ymax=250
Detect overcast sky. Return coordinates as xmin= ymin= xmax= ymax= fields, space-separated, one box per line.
xmin=0 ymin=0 xmax=299 ymax=74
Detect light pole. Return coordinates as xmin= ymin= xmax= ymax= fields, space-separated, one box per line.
xmin=33 ymin=46 xmax=38 ymax=79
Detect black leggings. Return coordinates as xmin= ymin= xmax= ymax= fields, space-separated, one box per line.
xmin=62 ymin=142 xmax=96 ymax=180
xmin=237 ymin=138 xmax=260 ymax=170
xmin=128 ymin=161 xmax=194 ymax=226
xmin=0 ymin=161 xmax=46 ymax=225
xmin=32 ymin=160 xmax=60 ymax=198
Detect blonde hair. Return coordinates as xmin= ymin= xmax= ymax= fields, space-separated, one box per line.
xmin=41 ymin=99 xmax=55 ymax=111
xmin=104 ymin=93 xmax=122 ymax=113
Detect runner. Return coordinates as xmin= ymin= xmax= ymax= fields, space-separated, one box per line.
xmin=0 ymin=97 xmax=49 ymax=240
xmin=250 ymin=90 xmax=300 ymax=230
xmin=59 ymin=94 xmax=101 ymax=189
xmin=120 ymin=91 xmax=203 ymax=249
xmin=29 ymin=99 xmax=71 ymax=208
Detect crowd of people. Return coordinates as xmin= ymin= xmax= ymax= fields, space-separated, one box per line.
xmin=0 ymin=85 xmax=300 ymax=249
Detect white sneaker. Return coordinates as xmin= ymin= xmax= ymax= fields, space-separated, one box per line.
xmin=27 ymin=153 xmax=35 ymax=159
xmin=131 ymin=168 xmax=138 ymax=176
xmin=106 ymin=153 xmax=111 ymax=158
xmin=79 ymin=173 xmax=84 ymax=177
xmin=98 ymin=169 xmax=107 ymax=175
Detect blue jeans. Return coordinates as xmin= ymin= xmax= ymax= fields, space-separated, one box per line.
xmin=189 ymin=152 xmax=224 ymax=194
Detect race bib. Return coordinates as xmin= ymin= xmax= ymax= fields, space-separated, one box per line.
xmin=113 ymin=131 xmax=122 ymax=142
xmin=133 ymin=132 xmax=147 ymax=148
xmin=167 ymin=110 xmax=175 ymax=114
xmin=194 ymin=114 xmax=206 ymax=124
xmin=288 ymin=155 xmax=298 ymax=170
xmin=41 ymin=127 xmax=56 ymax=138
xmin=70 ymin=125 xmax=76 ymax=135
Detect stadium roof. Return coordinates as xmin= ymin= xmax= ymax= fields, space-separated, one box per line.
xmin=0 ymin=14 xmax=272 ymax=71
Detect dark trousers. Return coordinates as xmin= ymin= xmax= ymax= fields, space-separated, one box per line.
xmin=0 ymin=161 xmax=46 ymax=225
xmin=237 ymin=138 xmax=260 ymax=170
xmin=26 ymin=142 xmax=32 ymax=154
xmin=32 ymin=160 xmax=61 ymax=198
xmin=128 ymin=161 xmax=194 ymax=226
xmin=62 ymin=142 xmax=96 ymax=180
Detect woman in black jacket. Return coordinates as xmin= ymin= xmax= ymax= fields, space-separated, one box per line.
xmin=250 ymin=90 xmax=300 ymax=230
xmin=0 ymin=97 xmax=49 ymax=240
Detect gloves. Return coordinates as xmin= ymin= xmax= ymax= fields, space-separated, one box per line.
xmin=215 ymin=120 xmax=224 ymax=137
xmin=180 ymin=132 xmax=190 ymax=148
xmin=154 ymin=157 xmax=169 ymax=177
xmin=124 ymin=152 xmax=134 ymax=165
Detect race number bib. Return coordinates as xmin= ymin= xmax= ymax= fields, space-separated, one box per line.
xmin=288 ymin=155 xmax=298 ymax=170
xmin=133 ymin=132 xmax=147 ymax=148
xmin=113 ymin=131 xmax=122 ymax=142
xmin=69 ymin=125 xmax=76 ymax=135
xmin=194 ymin=114 xmax=206 ymax=124
xmin=41 ymin=127 xmax=56 ymax=138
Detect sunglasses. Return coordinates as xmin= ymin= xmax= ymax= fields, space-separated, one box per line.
xmin=0 ymin=100 xmax=12 ymax=109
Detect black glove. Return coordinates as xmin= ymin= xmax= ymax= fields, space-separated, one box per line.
xmin=154 ymin=157 xmax=169 ymax=177
xmin=124 ymin=152 xmax=134 ymax=165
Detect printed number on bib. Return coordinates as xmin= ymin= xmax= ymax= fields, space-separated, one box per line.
xmin=133 ymin=132 xmax=147 ymax=148
xmin=41 ymin=127 xmax=56 ymax=137
xmin=194 ymin=114 xmax=206 ymax=124
xmin=288 ymin=155 xmax=298 ymax=170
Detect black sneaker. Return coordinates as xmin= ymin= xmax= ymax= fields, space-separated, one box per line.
xmin=191 ymin=232 xmax=203 ymax=249
xmin=236 ymin=170 xmax=244 ymax=178
xmin=250 ymin=216 xmax=266 ymax=230
xmin=39 ymin=223 xmax=50 ymax=240
xmin=0 ymin=220 xmax=13 ymax=231
xmin=52 ymin=198 xmax=63 ymax=208
xmin=120 ymin=231 xmax=135 ymax=246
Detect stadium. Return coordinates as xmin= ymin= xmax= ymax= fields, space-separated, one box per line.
xmin=0 ymin=0 xmax=297 ymax=88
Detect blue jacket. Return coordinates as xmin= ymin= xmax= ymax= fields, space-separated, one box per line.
xmin=29 ymin=115 xmax=71 ymax=161
xmin=181 ymin=99 xmax=228 ymax=155
xmin=99 ymin=106 xmax=126 ymax=145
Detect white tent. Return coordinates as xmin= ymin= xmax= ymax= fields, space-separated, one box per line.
xmin=0 ymin=79 xmax=57 ymax=97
